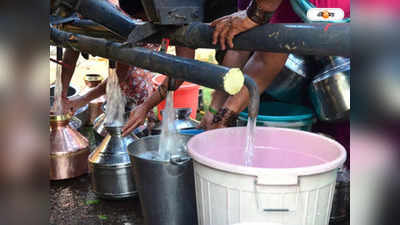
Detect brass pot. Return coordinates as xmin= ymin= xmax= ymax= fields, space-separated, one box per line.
xmin=49 ymin=114 xmax=90 ymax=180
xmin=84 ymin=73 xmax=103 ymax=88
xmin=82 ymin=74 xmax=105 ymax=125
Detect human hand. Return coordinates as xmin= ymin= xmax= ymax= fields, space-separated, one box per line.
xmin=122 ymin=104 xmax=150 ymax=137
xmin=197 ymin=111 xmax=215 ymax=130
xmin=209 ymin=107 xmax=238 ymax=130
xmin=61 ymin=95 xmax=88 ymax=115
xmin=210 ymin=10 xmax=258 ymax=50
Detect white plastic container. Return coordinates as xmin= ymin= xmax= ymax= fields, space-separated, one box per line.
xmin=188 ymin=127 xmax=347 ymax=225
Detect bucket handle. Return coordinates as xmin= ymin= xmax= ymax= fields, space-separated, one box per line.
xmin=257 ymin=174 xmax=299 ymax=186
xmin=170 ymin=155 xmax=191 ymax=166
xmin=255 ymin=174 xmax=299 ymax=213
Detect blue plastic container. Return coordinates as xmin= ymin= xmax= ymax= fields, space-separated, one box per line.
xmin=238 ymin=102 xmax=316 ymax=131
xmin=178 ymin=128 xmax=205 ymax=136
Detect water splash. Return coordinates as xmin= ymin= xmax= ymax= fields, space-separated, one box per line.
xmin=52 ymin=63 xmax=63 ymax=115
xmin=244 ymin=116 xmax=256 ymax=166
xmin=158 ymin=91 xmax=178 ymax=160
xmin=140 ymin=139 xmax=187 ymax=161
xmin=104 ymin=67 xmax=125 ymax=127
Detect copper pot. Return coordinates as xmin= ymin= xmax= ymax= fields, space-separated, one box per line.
xmin=49 ymin=114 xmax=90 ymax=180
xmin=81 ymin=74 xmax=105 ymax=125
xmin=84 ymin=73 xmax=103 ymax=88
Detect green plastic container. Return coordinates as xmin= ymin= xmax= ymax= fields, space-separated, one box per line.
xmin=238 ymin=102 xmax=316 ymax=131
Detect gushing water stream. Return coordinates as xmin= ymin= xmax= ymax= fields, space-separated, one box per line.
xmin=158 ymin=91 xmax=179 ymax=160
xmin=104 ymin=65 xmax=125 ymax=127
xmin=244 ymin=117 xmax=256 ymax=166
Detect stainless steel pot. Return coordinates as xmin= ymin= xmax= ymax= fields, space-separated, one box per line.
xmin=74 ymin=104 xmax=89 ymax=126
xmin=93 ymin=103 xmax=148 ymax=139
xmin=266 ymin=54 xmax=311 ymax=103
xmin=174 ymin=108 xmax=200 ymax=130
xmin=309 ymin=57 xmax=350 ymax=121
xmin=69 ymin=116 xmax=82 ymax=130
xmin=151 ymin=108 xmax=200 ymax=135
xmin=128 ymin=135 xmax=197 ymax=225
xmin=88 ymin=126 xmax=138 ymax=199
xmin=93 ymin=113 xmax=107 ymax=137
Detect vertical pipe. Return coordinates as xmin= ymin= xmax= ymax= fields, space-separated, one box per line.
xmin=244 ymin=76 xmax=259 ymax=121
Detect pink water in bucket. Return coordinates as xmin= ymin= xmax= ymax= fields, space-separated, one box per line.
xmin=188 ymin=127 xmax=347 ymax=225
xmin=188 ymin=127 xmax=346 ymax=175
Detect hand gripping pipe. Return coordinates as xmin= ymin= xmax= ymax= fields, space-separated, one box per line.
xmin=157 ymin=22 xmax=350 ymax=57
xmin=50 ymin=27 xmax=259 ymax=119
xmin=53 ymin=0 xmax=349 ymax=56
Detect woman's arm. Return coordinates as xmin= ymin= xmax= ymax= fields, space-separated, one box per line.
xmin=211 ymin=0 xmax=283 ymax=49
xmin=122 ymin=46 xmax=195 ymax=136
xmin=61 ymin=49 xmax=80 ymax=99
xmin=144 ymin=46 xmax=196 ymax=110
xmin=63 ymin=79 xmax=107 ymax=113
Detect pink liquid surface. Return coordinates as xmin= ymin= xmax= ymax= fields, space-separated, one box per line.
xmin=188 ymin=127 xmax=342 ymax=169
xmin=201 ymin=146 xmax=326 ymax=168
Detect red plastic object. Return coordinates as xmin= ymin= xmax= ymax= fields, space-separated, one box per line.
xmin=153 ymin=75 xmax=199 ymax=120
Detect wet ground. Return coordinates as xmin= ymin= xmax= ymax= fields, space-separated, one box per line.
xmin=50 ymin=173 xmax=349 ymax=225
xmin=50 ymin=129 xmax=348 ymax=225
xmin=49 ymin=175 xmax=144 ymax=225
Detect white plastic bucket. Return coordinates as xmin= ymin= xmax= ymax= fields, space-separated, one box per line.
xmin=187 ymin=127 xmax=346 ymax=225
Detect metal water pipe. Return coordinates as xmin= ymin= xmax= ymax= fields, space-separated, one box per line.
xmin=52 ymin=0 xmax=349 ymax=56
xmin=50 ymin=27 xmax=259 ymax=119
